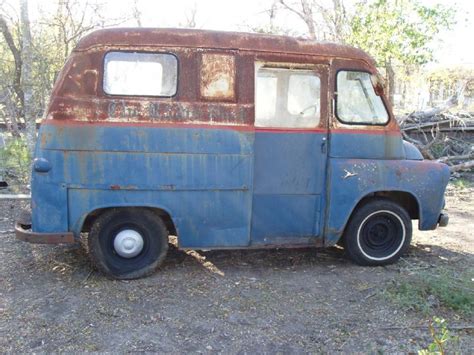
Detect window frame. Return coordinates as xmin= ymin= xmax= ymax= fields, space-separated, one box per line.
xmin=102 ymin=50 xmax=179 ymax=98
xmin=255 ymin=64 xmax=323 ymax=129
xmin=335 ymin=69 xmax=390 ymax=126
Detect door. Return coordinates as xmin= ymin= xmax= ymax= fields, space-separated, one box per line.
xmin=250 ymin=62 xmax=329 ymax=246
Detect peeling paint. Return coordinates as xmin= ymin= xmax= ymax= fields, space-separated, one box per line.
xmin=200 ymin=53 xmax=235 ymax=100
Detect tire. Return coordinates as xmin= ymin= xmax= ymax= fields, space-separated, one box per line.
xmin=343 ymin=198 xmax=412 ymax=266
xmin=88 ymin=208 xmax=169 ymax=279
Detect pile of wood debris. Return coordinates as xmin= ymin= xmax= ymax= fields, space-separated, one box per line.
xmin=398 ymin=95 xmax=474 ymax=173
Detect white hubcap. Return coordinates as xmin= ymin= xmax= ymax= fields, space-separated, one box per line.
xmin=113 ymin=229 xmax=144 ymax=258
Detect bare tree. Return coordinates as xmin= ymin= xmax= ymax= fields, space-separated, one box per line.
xmin=279 ymin=0 xmax=317 ymax=39
xmin=0 ymin=0 xmax=130 ymax=145
xmin=0 ymin=87 xmax=20 ymax=135
xmin=20 ymin=0 xmax=35 ymax=156
xmin=278 ymin=0 xmax=348 ymax=42
xmin=248 ymin=2 xmax=297 ymax=36
xmin=46 ymin=0 xmax=106 ymax=62
xmin=0 ymin=13 xmax=24 ymax=127
xmin=132 ymin=0 xmax=142 ymax=27
xmin=180 ymin=2 xmax=199 ymax=29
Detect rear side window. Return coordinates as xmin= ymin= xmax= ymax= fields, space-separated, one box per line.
xmin=255 ymin=66 xmax=320 ymax=128
xmin=336 ymin=71 xmax=388 ymax=124
xmin=103 ymin=52 xmax=178 ymax=97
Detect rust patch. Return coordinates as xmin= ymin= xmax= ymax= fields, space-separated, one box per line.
xmin=200 ymin=53 xmax=235 ymax=101
xmin=109 ymin=185 xmax=138 ymax=190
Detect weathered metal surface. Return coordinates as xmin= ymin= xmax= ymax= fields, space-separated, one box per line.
xmin=74 ymin=28 xmax=375 ymax=64
xmin=15 ymin=222 xmax=75 ymax=244
xmin=34 ymin=123 xmax=255 ymax=248
xmin=200 ymin=53 xmax=236 ymax=100
xmin=47 ymin=29 xmax=368 ymax=126
xmin=438 ymin=213 xmax=449 ymax=227
xmin=251 ymin=132 xmax=326 ymax=241
xmin=324 ymin=159 xmax=450 ymax=245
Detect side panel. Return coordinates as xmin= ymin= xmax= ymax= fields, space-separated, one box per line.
xmin=67 ymin=189 xmax=250 ymax=248
xmin=32 ymin=123 xmax=254 ymax=248
xmin=325 ymin=157 xmax=450 ymax=245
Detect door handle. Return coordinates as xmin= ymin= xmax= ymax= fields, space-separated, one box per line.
xmin=321 ymin=137 xmax=327 ymax=153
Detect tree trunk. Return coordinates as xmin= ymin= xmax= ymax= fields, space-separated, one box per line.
xmin=20 ymin=0 xmax=36 ymax=158
xmin=386 ymin=58 xmax=395 ymax=106
xmin=301 ymin=0 xmax=317 ymax=40
xmin=0 ymin=15 xmax=24 ymax=124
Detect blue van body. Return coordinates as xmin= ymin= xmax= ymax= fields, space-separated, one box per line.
xmin=31 ymin=122 xmax=449 ymax=248
xmin=17 ymin=29 xmax=449 ymax=276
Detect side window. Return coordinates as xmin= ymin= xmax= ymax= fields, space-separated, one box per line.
xmin=103 ymin=52 xmax=177 ymax=97
xmin=336 ymin=71 xmax=388 ymax=124
xmin=255 ymin=66 xmax=320 ymax=128
xmin=200 ymin=54 xmax=235 ymax=100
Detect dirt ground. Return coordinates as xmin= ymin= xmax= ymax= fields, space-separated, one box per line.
xmin=0 ymin=182 xmax=473 ymax=353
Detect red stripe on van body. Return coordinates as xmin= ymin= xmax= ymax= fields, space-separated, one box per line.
xmin=42 ymin=119 xmax=400 ymax=136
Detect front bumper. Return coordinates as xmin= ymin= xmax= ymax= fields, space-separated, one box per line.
xmin=438 ymin=212 xmax=449 ymax=227
xmin=15 ymin=222 xmax=75 ymax=244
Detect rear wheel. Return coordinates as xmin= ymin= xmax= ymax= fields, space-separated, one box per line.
xmin=88 ymin=208 xmax=169 ymax=279
xmin=343 ymin=198 xmax=412 ymax=266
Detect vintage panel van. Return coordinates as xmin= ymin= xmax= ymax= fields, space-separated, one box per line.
xmin=16 ymin=28 xmax=450 ymax=279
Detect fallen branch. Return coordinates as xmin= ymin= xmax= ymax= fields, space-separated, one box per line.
xmin=401 ymin=130 xmax=440 ymax=160
xmin=449 ymin=160 xmax=474 ymax=172
xmin=381 ymin=325 xmax=474 ymax=331
xmin=437 ymin=154 xmax=474 ymax=163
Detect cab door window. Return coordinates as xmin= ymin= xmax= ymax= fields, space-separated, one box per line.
xmin=336 ymin=70 xmax=388 ymax=124
xmin=255 ymin=66 xmax=320 ymax=128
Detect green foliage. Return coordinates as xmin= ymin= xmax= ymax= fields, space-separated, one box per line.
xmin=385 ymin=268 xmax=473 ymax=315
xmin=427 ymin=67 xmax=474 ymax=108
xmin=418 ymin=317 xmax=458 ymax=355
xmin=450 ymin=178 xmax=472 ymax=190
xmin=430 ymin=143 xmax=445 ymax=160
xmin=0 ymin=137 xmax=31 ymax=184
xmin=348 ymin=0 xmax=456 ymax=66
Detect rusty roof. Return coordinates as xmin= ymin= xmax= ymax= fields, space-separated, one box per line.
xmin=75 ymin=28 xmax=374 ymax=64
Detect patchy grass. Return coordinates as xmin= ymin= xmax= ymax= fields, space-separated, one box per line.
xmin=450 ymin=178 xmax=473 ymax=190
xmin=418 ymin=317 xmax=460 ymax=355
xmin=385 ymin=268 xmax=474 ymax=316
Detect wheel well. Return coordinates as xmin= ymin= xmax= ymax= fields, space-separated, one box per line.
xmin=334 ymin=191 xmax=419 ymax=247
xmin=355 ymin=191 xmax=419 ymax=220
xmin=81 ymin=207 xmax=177 ymax=236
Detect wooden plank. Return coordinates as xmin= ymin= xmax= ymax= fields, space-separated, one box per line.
xmin=0 ymin=194 xmax=31 ymax=199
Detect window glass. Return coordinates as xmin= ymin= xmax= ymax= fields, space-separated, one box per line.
xmin=255 ymin=67 xmax=320 ymax=128
xmin=336 ymin=71 xmax=388 ymax=124
xmin=288 ymin=74 xmax=320 ymax=117
xmin=104 ymin=52 xmax=177 ymax=96
xmin=255 ymin=75 xmax=277 ymax=124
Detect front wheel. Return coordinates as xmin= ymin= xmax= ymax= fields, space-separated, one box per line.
xmin=88 ymin=208 xmax=169 ymax=279
xmin=343 ymin=198 xmax=412 ymax=266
